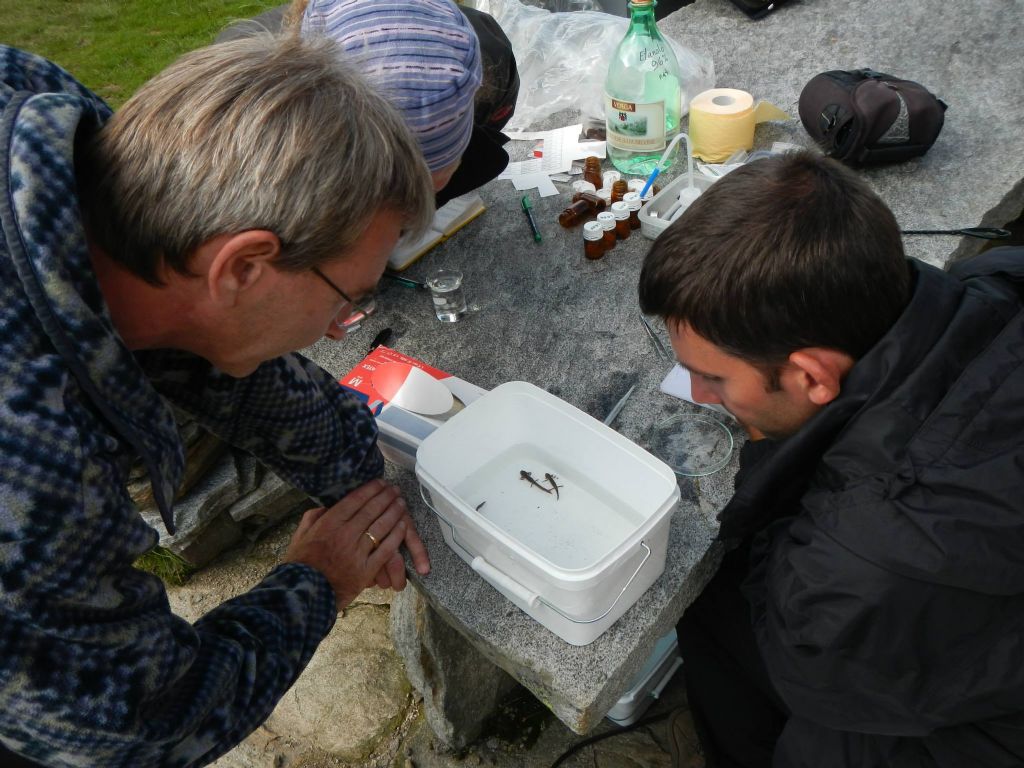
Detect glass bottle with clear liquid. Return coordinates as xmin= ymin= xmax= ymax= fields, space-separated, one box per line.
xmin=604 ymin=0 xmax=682 ymax=176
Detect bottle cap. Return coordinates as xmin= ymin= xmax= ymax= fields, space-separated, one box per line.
xmin=627 ymin=179 xmax=646 ymax=193
xmin=596 ymin=211 xmax=616 ymax=231
xmin=611 ymin=201 xmax=630 ymax=220
xmin=602 ymin=170 xmax=622 ymax=187
xmin=623 ymin=191 xmax=642 ymax=211
xmin=596 ymin=188 xmax=613 ymax=204
xmin=572 ymin=180 xmax=597 ymax=194
xmin=583 ymin=221 xmax=604 ymax=241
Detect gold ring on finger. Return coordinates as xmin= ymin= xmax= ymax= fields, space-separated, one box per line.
xmin=363 ymin=530 xmax=379 ymax=549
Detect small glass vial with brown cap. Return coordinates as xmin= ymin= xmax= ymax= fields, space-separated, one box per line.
xmin=623 ymin=191 xmax=642 ymax=229
xmin=610 ymin=179 xmax=628 ymax=204
xmin=610 ymin=201 xmax=631 ymax=240
xmin=583 ymin=156 xmax=603 ymax=190
xmin=559 ymin=191 xmax=606 ymax=227
xmin=596 ymin=211 xmax=617 ymax=251
xmin=583 ymin=221 xmax=605 ymax=260
xmin=571 ymin=190 xmax=607 ymax=210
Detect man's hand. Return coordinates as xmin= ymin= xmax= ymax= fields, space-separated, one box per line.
xmin=283 ymin=479 xmax=428 ymax=610
xmin=371 ymin=505 xmax=431 ymax=590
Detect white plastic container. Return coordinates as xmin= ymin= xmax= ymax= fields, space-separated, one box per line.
xmin=416 ymin=381 xmax=680 ymax=646
xmin=605 ymin=630 xmax=683 ymax=726
xmin=638 ymin=172 xmax=715 ymax=240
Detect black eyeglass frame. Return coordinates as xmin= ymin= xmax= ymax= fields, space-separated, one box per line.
xmin=310 ymin=266 xmax=377 ymax=331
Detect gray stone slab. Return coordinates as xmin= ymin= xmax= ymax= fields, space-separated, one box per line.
xmin=300 ymin=0 xmax=1023 ymax=738
xmin=390 ymin=587 xmax=520 ymax=749
xmin=306 ymin=196 xmax=731 ymax=734
xmin=659 ymin=0 xmax=1024 ymax=268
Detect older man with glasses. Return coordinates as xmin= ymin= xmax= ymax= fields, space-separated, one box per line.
xmin=0 ymin=32 xmax=434 ymax=768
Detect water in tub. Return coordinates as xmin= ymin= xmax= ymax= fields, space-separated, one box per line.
xmin=454 ymin=444 xmax=646 ymax=571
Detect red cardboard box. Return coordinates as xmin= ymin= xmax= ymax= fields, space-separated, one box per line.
xmin=340 ymin=346 xmax=488 ymax=469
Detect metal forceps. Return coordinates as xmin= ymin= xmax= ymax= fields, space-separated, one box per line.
xmin=639 ymin=312 xmax=674 ymax=365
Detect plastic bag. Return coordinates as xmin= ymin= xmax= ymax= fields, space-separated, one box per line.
xmin=462 ymin=0 xmax=715 ymax=132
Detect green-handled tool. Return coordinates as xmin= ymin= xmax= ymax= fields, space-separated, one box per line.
xmin=521 ymin=195 xmax=543 ymax=243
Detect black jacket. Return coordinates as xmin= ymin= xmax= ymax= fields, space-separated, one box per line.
xmin=720 ymin=247 xmax=1024 ymax=767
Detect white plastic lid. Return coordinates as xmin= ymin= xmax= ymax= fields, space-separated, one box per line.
xmin=602 ymin=170 xmax=622 ymax=187
xmin=572 ymin=180 xmax=597 ymax=194
xmin=623 ymin=191 xmax=642 ymax=211
xmin=611 ymin=201 xmax=630 ymax=220
xmin=583 ymin=220 xmax=604 ymax=241
xmin=596 ymin=211 xmax=616 ymax=230
xmin=627 ymin=179 xmax=654 ymax=201
xmin=596 ymin=188 xmax=613 ymax=204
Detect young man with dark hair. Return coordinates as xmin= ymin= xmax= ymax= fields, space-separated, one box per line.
xmin=639 ymin=152 xmax=1024 ymax=768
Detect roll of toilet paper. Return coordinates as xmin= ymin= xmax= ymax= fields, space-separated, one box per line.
xmin=688 ymin=88 xmax=790 ymax=163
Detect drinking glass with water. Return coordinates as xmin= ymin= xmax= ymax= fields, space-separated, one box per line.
xmin=427 ymin=268 xmax=468 ymax=322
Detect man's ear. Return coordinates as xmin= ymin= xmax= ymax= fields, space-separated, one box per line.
xmin=787 ymin=348 xmax=856 ymax=406
xmin=206 ymin=230 xmax=281 ymax=307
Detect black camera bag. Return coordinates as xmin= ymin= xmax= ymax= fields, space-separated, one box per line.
xmin=727 ymin=0 xmax=788 ymax=20
xmin=798 ymin=69 xmax=947 ymax=166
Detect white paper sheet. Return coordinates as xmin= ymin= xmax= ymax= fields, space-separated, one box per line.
xmin=660 ymin=364 xmax=731 ymax=417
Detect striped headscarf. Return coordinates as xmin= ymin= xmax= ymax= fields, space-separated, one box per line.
xmin=303 ymin=0 xmax=483 ymax=172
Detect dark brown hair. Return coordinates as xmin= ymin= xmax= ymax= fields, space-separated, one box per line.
xmin=638 ymin=152 xmax=909 ymax=365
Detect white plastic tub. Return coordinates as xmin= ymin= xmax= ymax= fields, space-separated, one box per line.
xmin=415 ymin=381 xmax=680 ymax=645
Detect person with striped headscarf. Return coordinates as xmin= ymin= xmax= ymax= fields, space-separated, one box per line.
xmin=293 ymin=0 xmax=519 ymax=206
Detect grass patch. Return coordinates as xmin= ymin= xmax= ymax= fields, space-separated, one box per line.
xmin=1 ymin=0 xmax=285 ymax=107
xmin=135 ymin=546 xmax=195 ymax=586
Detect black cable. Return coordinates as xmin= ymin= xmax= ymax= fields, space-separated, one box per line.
xmin=550 ymin=710 xmax=673 ymax=768
xmin=901 ymin=227 xmax=1010 ymax=240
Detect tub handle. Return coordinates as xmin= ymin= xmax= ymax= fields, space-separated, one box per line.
xmin=537 ymin=541 xmax=652 ymax=625
xmin=419 ymin=483 xmax=482 ymax=563
xmin=470 ymin=556 xmax=541 ymax=608
xmin=419 ymin=483 xmax=652 ymax=626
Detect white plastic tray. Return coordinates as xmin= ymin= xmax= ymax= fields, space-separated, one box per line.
xmin=638 ymin=172 xmax=715 ymax=239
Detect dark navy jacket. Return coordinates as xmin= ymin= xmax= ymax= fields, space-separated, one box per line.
xmin=722 ymin=249 xmax=1024 ymax=766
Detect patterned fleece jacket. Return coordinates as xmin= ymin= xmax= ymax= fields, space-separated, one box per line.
xmin=0 ymin=46 xmax=385 ymax=766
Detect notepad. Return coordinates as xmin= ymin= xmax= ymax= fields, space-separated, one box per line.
xmin=387 ymin=192 xmax=486 ymax=271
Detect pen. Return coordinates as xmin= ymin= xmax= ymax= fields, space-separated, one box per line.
xmin=383 ymin=271 xmax=426 ymax=289
xmin=368 ymin=327 xmax=393 ymax=352
xmin=521 ymin=195 xmax=542 ymax=243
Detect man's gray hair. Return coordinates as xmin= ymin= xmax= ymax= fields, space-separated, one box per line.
xmin=81 ymin=33 xmax=434 ymax=283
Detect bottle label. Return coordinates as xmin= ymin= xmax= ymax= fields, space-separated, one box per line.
xmin=605 ymin=95 xmax=666 ymax=152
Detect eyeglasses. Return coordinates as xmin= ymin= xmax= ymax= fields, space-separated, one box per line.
xmin=310 ymin=266 xmax=377 ymax=332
